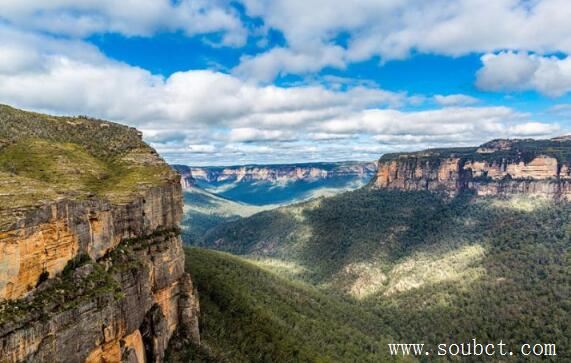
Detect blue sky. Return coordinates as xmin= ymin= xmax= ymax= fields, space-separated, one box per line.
xmin=1 ymin=1 xmax=571 ymax=165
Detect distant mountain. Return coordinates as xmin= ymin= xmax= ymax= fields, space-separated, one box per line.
xmin=173 ymin=161 xmax=377 ymax=205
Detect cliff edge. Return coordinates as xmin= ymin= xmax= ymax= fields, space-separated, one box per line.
xmin=372 ymin=137 xmax=571 ymax=199
xmin=0 ymin=105 xmax=199 ymax=362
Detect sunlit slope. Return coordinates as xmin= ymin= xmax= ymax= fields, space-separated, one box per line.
xmin=167 ymin=247 xmax=414 ymax=363
xmin=199 ymin=190 xmax=570 ymax=359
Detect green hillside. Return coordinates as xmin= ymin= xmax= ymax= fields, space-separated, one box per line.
xmin=0 ymin=105 xmax=174 ymax=229
xmin=167 ymin=248 xmax=414 ymax=363
xmin=195 ymin=189 xmax=570 ymax=361
xmin=181 ymin=187 xmax=275 ymax=243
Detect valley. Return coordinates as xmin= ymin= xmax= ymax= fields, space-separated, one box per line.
xmin=173 ymin=162 xmax=377 ymax=245
xmin=182 ymin=138 xmax=571 ymax=362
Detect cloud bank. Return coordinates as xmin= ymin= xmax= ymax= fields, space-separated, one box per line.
xmin=0 ymin=25 xmax=560 ymax=165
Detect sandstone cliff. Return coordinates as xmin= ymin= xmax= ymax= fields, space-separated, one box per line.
xmin=171 ymin=165 xmax=196 ymax=189
xmin=372 ymin=137 xmax=571 ymax=199
xmin=189 ymin=161 xmax=377 ymax=184
xmin=0 ymin=105 xmax=199 ymax=362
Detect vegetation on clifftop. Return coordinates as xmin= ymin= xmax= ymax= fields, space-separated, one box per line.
xmin=0 ymin=105 xmax=175 ymax=229
xmin=379 ymin=137 xmax=571 ymax=165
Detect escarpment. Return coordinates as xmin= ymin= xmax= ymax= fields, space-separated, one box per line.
xmin=0 ymin=105 xmax=199 ymax=362
xmin=372 ymin=137 xmax=571 ymax=199
xmin=189 ymin=162 xmax=377 ymax=184
xmin=171 ymin=165 xmax=196 ymax=189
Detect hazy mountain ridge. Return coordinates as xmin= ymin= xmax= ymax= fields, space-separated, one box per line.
xmin=180 ymin=186 xmax=274 ymax=244
xmin=173 ymin=161 xmax=376 ymax=206
xmin=190 ymin=161 xmax=377 ymax=183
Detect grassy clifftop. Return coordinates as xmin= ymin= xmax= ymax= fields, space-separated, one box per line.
xmin=0 ymin=105 xmax=175 ymax=228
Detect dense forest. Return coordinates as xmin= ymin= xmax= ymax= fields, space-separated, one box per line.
xmin=181 ymin=189 xmax=569 ymax=361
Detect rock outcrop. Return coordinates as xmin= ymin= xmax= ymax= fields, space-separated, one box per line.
xmin=0 ymin=105 xmax=199 ymax=362
xmin=171 ymin=165 xmax=196 ymax=189
xmin=372 ymin=137 xmax=571 ymax=199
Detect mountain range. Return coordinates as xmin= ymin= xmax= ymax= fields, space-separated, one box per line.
xmin=174 ymin=162 xmax=376 ymax=205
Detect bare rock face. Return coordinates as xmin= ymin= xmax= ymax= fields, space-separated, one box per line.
xmin=372 ymin=137 xmax=571 ymax=199
xmin=0 ymin=106 xmax=200 ymax=363
xmin=171 ymin=165 xmax=196 ymax=189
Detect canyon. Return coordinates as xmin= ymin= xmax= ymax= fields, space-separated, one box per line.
xmin=372 ymin=137 xmax=571 ymax=199
xmin=0 ymin=105 xmax=199 ymax=363
xmin=174 ymin=162 xmax=377 ymax=206
xmin=187 ymin=162 xmax=377 ymax=184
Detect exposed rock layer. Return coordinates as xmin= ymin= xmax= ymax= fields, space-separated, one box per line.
xmin=0 ymin=106 xmax=199 ymax=363
xmin=372 ymin=137 xmax=571 ymax=199
xmin=171 ymin=165 xmax=195 ymax=189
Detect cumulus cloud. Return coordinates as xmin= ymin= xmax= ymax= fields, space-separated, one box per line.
xmin=434 ymin=94 xmax=479 ymax=106
xmin=0 ymin=26 xmax=562 ymax=165
xmin=476 ymin=52 xmax=571 ymax=97
xmin=0 ymin=0 xmax=246 ymax=46
xmin=322 ymin=107 xmax=559 ymax=139
xmin=235 ymin=0 xmax=571 ymax=80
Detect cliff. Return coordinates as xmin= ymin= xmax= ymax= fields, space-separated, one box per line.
xmin=0 ymin=105 xmax=199 ymax=362
xmin=171 ymin=165 xmax=196 ymax=189
xmin=372 ymin=137 xmax=571 ymax=199
xmin=189 ymin=162 xmax=376 ymax=184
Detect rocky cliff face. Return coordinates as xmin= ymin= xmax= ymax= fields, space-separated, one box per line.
xmin=372 ymin=137 xmax=571 ymax=199
xmin=0 ymin=105 xmax=199 ymax=363
xmin=171 ymin=165 xmax=196 ymax=189
xmin=189 ymin=162 xmax=377 ymax=184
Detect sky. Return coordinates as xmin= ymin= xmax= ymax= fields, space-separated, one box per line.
xmin=1 ymin=1 xmax=571 ymax=165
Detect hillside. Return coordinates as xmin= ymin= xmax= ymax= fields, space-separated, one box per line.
xmin=0 ymin=105 xmax=199 ymax=362
xmin=180 ymin=187 xmax=274 ymax=243
xmin=167 ymin=248 xmax=413 ymax=363
xmin=0 ymin=104 xmax=176 ymax=230
xmin=199 ymin=188 xmax=570 ymax=360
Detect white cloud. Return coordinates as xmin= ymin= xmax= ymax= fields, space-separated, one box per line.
xmin=476 ymin=52 xmax=571 ymax=97
xmin=0 ymin=26 xmax=563 ymax=165
xmin=322 ymin=107 xmax=558 ymax=139
xmin=233 ymin=46 xmax=346 ymax=82
xmin=186 ymin=144 xmax=217 ymax=154
xmin=236 ymin=0 xmax=571 ymax=80
xmin=228 ymin=128 xmax=295 ymax=142
xmin=0 ymin=0 xmax=246 ymax=46
xmin=434 ymin=94 xmax=479 ymax=106
xmin=549 ymin=104 xmax=571 ymax=116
